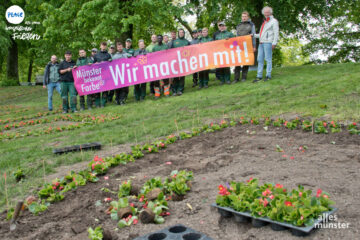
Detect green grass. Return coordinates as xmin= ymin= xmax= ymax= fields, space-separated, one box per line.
xmin=0 ymin=62 xmax=359 ymax=211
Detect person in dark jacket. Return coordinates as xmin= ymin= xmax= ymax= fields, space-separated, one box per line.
xmin=58 ymin=51 xmax=77 ymax=113
xmin=76 ymin=49 xmax=94 ymax=110
xmin=190 ymin=30 xmax=199 ymax=87
xmin=112 ymin=42 xmax=130 ymax=105
xmin=90 ymin=48 xmax=97 ymax=62
xmin=234 ymin=11 xmax=256 ymax=83
xmin=93 ymin=42 xmax=112 ymax=107
xmin=198 ymin=28 xmax=212 ymax=88
xmin=124 ymin=39 xmax=135 ymax=56
xmin=43 ymin=55 xmax=61 ymax=111
xmin=134 ymin=40 xmax=148 ymax=101
xmin=152 ymin=35 xmax=170 ymax=99
xmin=214 ymin=21 xmax=234 ymax=84
xmin=170 ymin=28 xmax=190 ymax=96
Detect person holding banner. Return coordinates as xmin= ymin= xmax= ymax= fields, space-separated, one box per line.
xmin=58 ymin=51 xmax=77 ymax=113
xmin=124 ymin=39 xmax=135 ymax=56
xmin=112 ymin=42 xmax=130 ymax=105
xmin=152 ymin=35 xmax=170 ymax=99
xmin=198 ymin=28 xmax=212 ymax=89
xmin=170 ymin=28 xmax=190 ymax=96
xmin=190 ymin=30 xmax=200 ymax=88
xmin=234 ymin=12 xmax=256 ymax=83
xmin=134 ymin=40 xmax=148 ymax=101
xmin=93 ymin=42 xmax=112 ymax=107
xmin=76 ymin=49 xmax=94 ymax=110
xmin=253 ymin=6 xmax=279 ymax=82
xmin=146 ymin=34 xmax=157 ymax=95
xmin=214 ymin=21 xmax=235 ymax=85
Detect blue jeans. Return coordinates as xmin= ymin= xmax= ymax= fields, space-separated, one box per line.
xmin=47 ymin=82 xmax=61 ymax=111
xmin=257 ymin=43 xmax=273 ymax=78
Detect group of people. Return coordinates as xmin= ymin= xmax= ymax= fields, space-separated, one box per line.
xmin=43 ymin=7 xmax=278 ymax=113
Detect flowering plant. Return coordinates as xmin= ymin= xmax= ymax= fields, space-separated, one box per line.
xmin=88 ymin=155 xmax=109 ymax=174
xmin=216 ymin=178 xmax=335 ymax=227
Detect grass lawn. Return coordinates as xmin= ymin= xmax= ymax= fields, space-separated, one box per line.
xmin=0 ymin=62 xmax=359 ymax=211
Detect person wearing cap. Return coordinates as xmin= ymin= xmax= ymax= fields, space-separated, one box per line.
xmin=190 ymin=29 xmax=200 ymax=88
xmin=234 ymin=11 xmax=256 ymax=83
xmin=43 ymin=55 xmax=61 ymax=111
xmin=124 ymin=38 xmax=135 ymax=57
xmin=152 ymin=35 xmax=170 ymax=99
xmin=76 ymin=49 xmax=94 ymax=110
xmin=253 ymin=6 xmax=279 ymax=82
xmin=197 ymin=29 xmax=203 ymax=38
xmin=198 ymin=28 xmax=212 ymax=89
xmin=90 ymin=48 xmax=97 ymax=62
xmin=170 ymin=28 xmax=190 ymax=96
xmin=93 ymin=42 xmax=112 ymax=107
xmin=58 ymin=51 xmax=77 ymax=113
xmin=146 ymin=34 xmax=158 ymax=95
xmin=214 ymin=21 xmax=234 ymax=84
xmin=134 ymin=40 xmax=148 ymax=101
xmin=112 ymin=42 xmax=130 ymax=105
xmin=109 ymin=44 xmax=116 ymax=57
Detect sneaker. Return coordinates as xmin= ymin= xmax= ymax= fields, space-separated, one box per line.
xmin=72 ymin=110 xmax=78 ymax=113
xmin=49 ymin=109 xmax=53 ymax=111
xmin=62 ymin=110 xmax=68 ymax=114
xmin=177 ymin=91 xmax=183 ymax=96
xmin=88 ymin=107 xmax=92 ymax=110
xmin=192 ymin=82 xmax=197 ymax=87
xmin=226 ymin=81 xmax=231 ymax=85
xmin=116 ymin=100 xmax=120 ymax=105
xmin=173 ymin=92 xmax=177 ymax=96
xmin=264 ymin=76 xmax=271 ymax=82
xmin=241 ymin=79 xmax=246 ymax=82
xmin=80 ymin=107 xmax=85 ymax=111
xmin=204 ymin=85 xmax=209 ymax=88
xmin=253 ymin=78 xmax=262 ymax=83
xmin=233 ymin=80 xmax=239 ymax=84
xmin=220 ymin=82 xmax=225 ymax=85
xmin=198 ymin=85 xmax=203 ymax=89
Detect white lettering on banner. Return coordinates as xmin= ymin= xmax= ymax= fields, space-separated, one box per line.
xmin=236 ymin=45 xmax=242 ymax=63
xmin=76 ymin=67 xmax=102 ymax=79
xmin=109 ymin=64 xmax=125 ymax=86
xmin=126 ymin=64 xmax=132 ymax=83
xmin=177 ymin=51 xmax=189 ymax=73
xmin=243 ymin=42 xmax=249 ymax=62
xmin=144 ymin=64 xmax=159 ymax=79
xmin=199 ymin=53 xmax=209 ymax=68
xmin=189 ymin=56 xmax=198 ymax=70
xmin=160 ymin=62 xmax=170 ymax=76
xmin=132 ymin=67 xmax=139 ymax=82
xmin=214 ymin=51 xmax=230 ymax=65
xmin=170 ymin=60 xmax=178 ymax=74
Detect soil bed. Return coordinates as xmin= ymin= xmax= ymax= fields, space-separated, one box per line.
xmin=0 ymin=124 xmax=359 ymax=240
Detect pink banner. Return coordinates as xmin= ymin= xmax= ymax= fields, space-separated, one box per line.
xmin=73 ymin=35 xmax=254 ymax=96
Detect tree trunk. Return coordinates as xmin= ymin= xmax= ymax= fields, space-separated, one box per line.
xmin=27 ymin=58 xmax=33 ymax=84
xmin=6 ymin=38 xmax=19 ymax=85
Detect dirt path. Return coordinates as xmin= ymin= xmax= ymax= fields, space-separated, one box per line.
xmin=0 ymin=124 xmax=359 ymax=240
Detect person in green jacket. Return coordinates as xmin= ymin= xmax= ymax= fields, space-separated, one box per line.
xmin=215 ymin=21 xmax=234 ymax=84
xmin=152 ymin=35 xmax=170 ymax=99
xmin=124 ymin=39 xmax=135 ymax=56
xmin=133 ymin=39 xmax=148 ymax=101
xmin=76 ymin=49 xmax=94 ymax=110
xmin=198 ymin=28 xmax=212 ymax=88
xmin=170 ymin=28 xmax=190 ymax=96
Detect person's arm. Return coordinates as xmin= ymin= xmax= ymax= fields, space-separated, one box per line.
xmin=251 ymin=24 xmax=257 ymax=51
xmin=43 ymin=65 xmax=49 ymax=87
xmin=272 ymin=19 xmax=279 ymax=48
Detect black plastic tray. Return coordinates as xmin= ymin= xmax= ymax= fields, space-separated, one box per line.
xmin=53 ymin=142 xmax=101 ymax=154
xmin=133 ymin=224 xmax=213 ymax=240
xmin=211 ymin=203 xmax=337 ymax=236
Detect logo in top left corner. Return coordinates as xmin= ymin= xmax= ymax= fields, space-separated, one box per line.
xmin=5 ymin=5 xmax=25 ymax=24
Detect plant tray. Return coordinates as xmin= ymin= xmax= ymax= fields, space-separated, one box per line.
xmin=211 ymin=203 xmax=337 ymax=236
xmin=53 ymin=142 xmax=101 ymax=155
xmin=133 ymin=224 xmax=213 ymax=240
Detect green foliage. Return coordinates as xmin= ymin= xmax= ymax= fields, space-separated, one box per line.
xmin=88 ymin=226 xmax=103 ymax=240
xmin=28 ymin=201 xmax=50 ymax=215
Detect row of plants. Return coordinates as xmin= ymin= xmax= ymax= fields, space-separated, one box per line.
xmin=0 ymin=113 xmax=121 ymax=141
xmin=0 ymin=109 xmax=62 ymax=124
xmin=216 ymin=178 xmax=335 ymax=227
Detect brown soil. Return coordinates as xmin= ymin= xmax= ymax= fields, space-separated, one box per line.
xmin=0 ymin=124 xmax=359 ymax=240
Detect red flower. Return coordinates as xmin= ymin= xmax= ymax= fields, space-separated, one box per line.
xmin=323 ymin=122 xmax=327 ymax=127
xmin=52 ymin=186 xmax=57 ymax=190
xmin=323 ymin=194 xmax=329 ymax=198
xmin=262 ymin=188 xmax=271 ymax=196
xmin=133 ymin=219 xmax=138 ymax=225
xmin=275 ymin=184 xmax=283 ymax=189
xmin=316 ymin=189 xmax=322 ymax=198
xmin=148 ymin=147 xmax=152 ymax=152
xmin=59 ymin=186 xmax=64 ymax=190
xmin=285 ymin=201 xmax=292 ymax=207
xmin=104 ymin=197 xmax=112 ymax=202
xmin=130 ymin=203 xmax=135 ymax=207
xmin=353 ymin=122 xmax=357 ymax=126
xmin=269 ymin=195 xmax=274 ymax=200
xmin=290 ymin=156 xmax=295 ymax=160
xmin=330 ymin=121 xmax=334 ymax=125
xmin=218 ymin=184 xmax=230 ymax=196
xmin=299 ymin=192 xmax=303 ymax=197
xmin=246 ymin=177 xmax=253 ymax=183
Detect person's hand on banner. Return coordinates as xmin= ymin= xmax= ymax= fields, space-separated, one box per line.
xmin=254 ymin=48 xmax=257 ymax=52
xmin=43 ymin=85 xmax=46 ymax=89
xmin=108 ymin=59 xmax=112 ymax=62
xmin=272 ymin=45 xmax=276 ymax=50
xmin=73 ymin=66 xmax=77 ymax=69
